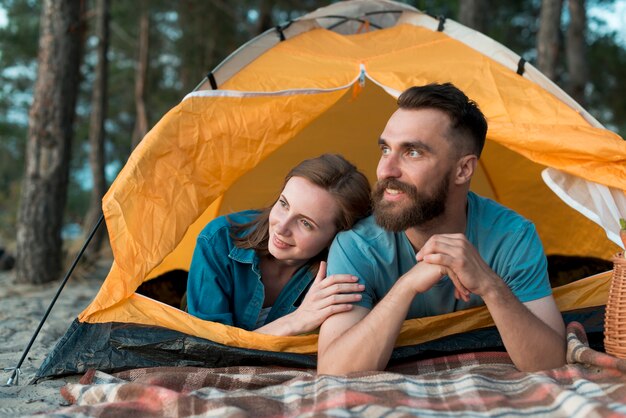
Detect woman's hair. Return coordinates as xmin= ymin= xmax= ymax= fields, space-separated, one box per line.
xmin=230 ymin=154 xmax=371 ymax=256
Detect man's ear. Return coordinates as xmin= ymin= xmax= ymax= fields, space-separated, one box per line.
xmin=455 ymin=154 xmax=477 ymax=185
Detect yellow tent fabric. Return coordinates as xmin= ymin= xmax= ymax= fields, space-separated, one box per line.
xmin=78 ymin=2 xmax=625 ymax=351
xmin=81 ymin=270 xmax=611 ymax=354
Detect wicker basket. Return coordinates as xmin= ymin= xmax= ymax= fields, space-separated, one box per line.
xmin=604 ymin=252 xmax=626 ymax=359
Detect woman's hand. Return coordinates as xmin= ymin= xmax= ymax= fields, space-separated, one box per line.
xmin=289 ymin=261 xmax=364 ymax=334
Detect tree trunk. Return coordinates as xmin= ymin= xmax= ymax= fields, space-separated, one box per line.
xmin=16 ymin=0 xmax=83 ymax=284
xmin=537 ymin=0 xmax=563 ymax=81
xmin=83 ymin=0 xmax=110 ymax=259
xmin=566 ymin=0 xmax=587 ymax=106
xmin=178 ymin=1 xmax=218 ymax=93
xmin=131 ymin=1 xmax=149 ymax=149
xmin=458 ymin=0 xmax=489 ymax=33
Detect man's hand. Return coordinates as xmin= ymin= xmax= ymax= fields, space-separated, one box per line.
xmin=416 ymin=233 xmax=499 ymax=300
xmin=400 ymin=260 xmax=446 ymax=294
xmin=416 ymin=233 xmax=566 ymax=372
xmin=318 ymin=260 xmax=447 ymax=375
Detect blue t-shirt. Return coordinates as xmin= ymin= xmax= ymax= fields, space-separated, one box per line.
xmin=327 ymin=192 xmax=551 ymax=318
xmin=186 ymin=210 xmax=315 ymax=330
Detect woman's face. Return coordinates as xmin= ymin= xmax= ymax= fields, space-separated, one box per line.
xmin=268 ymin=176 xmax=340 ymax=265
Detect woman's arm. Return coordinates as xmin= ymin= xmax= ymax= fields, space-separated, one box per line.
xmin=186 ymin=233 xmax=235 ymax=325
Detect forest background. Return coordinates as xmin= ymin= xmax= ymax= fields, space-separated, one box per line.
xmin=0 ymin=0 xmax=625 ymax=284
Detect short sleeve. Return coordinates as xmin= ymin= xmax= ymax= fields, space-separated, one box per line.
xmin=327 ymin=231 xmax=376 ymax=310
xmin=186 ymin=230 xmax=235 ymax=325
xmin=502 ymin=223 xmax=552 ymax=303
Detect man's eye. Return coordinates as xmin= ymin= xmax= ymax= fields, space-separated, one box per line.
xmin=407 ymin=149 xmax=420 ymax=158
xmin=381 ymin=146 xmax=391 ymax=155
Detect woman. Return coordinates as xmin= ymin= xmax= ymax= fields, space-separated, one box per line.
xmin=186 ymin=154 xmax=371 ymax=335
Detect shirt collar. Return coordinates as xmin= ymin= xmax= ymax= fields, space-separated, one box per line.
xmin=229 ymin=245 xmax=256 ymax=264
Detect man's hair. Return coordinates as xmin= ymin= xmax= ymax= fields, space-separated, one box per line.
xmin=397 ymin=83 xmax=488 ymax=157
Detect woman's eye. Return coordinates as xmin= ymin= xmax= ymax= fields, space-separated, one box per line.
xmin=301 ymin=219 xmax=313 ymax=230
xmin=279 ymin=199 xmax=287 ymax=208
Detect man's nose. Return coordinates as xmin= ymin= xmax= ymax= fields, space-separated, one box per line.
xmin=377 ymin=154 xmax=402 ymax=180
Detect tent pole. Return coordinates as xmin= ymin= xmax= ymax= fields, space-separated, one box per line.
xmin=4 ymin=213 xmax=105 ymax=386
xmin=5 ymin=74 xmax=208 ymax=387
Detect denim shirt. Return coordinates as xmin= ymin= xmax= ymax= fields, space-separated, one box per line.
xmin=186 ymin=210 xmax=316 ymax=331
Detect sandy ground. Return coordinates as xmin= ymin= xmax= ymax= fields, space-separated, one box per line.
xmin=0 ymin=259 xmax=110 ymax=417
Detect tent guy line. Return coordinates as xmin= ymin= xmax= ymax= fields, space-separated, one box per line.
xmin=4 ymin=213 xmax=105 ymax=387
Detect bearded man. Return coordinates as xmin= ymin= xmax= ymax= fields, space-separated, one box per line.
xmin=317 ymin=83 xmax=566 ymax=374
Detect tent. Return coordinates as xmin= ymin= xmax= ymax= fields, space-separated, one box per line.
xmin=36 ymin=0 xmax=626 ymax=379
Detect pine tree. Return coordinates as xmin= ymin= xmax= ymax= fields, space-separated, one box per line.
xmin=16 ymin=0 xmax=84 ymax=284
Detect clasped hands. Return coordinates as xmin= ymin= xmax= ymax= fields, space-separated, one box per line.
xmin=405 ymin=233 xmax=500 ymax=301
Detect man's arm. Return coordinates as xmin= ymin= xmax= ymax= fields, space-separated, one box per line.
xmin=418 ymin=233 xmax=566 ymax=372
xmin=483 ymin=283 xmax=565 ymax=371
xmin=317 ymin=262 xmax=444 ymax=375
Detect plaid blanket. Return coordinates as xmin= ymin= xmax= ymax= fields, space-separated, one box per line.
xmin=43 ymin=322 xmax=626 ymax=417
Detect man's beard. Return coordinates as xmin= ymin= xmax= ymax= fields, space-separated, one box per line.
xmin=372 ymin=171 xmax=451 ymax=232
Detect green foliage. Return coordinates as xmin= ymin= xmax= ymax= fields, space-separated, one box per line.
xmin=587 ymin=32 xmax=626 ymax=138
xmin=0 ymin=0 xmax=40 ymax=65
xmin=483 ymin=0 xmax=541 ymax=59
xmin=400 ymin=0 xmax=540 ymax=58
xmin=401 ymin=0 xmax=457 ymax=18
xmin=0 ymin=0 xmax=40 ymax=243
xmin=0 ymin=0 xmax=624 ymax=247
